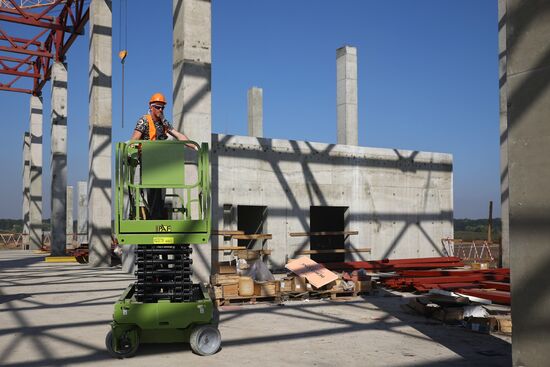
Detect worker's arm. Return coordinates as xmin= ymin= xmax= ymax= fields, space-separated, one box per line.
xmin=130 ymin=130 xmax=142 ymax=140
xmin=164 ymin=123 xmax=198 ymax=150
xmin=167 ymin=128 xmax=190 ymax=142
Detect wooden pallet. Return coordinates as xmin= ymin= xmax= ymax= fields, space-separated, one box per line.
xmin=309 ymin=290 xmax=358 ymax=300
xmin=216 ymin=295 xmax=281 ymax=306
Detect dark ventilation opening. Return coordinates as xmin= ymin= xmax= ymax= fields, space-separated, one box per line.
xmin=237 ymin=205 xmax=267 ymax=249
xmin=310 ymin=206 xmax=348 ymax=263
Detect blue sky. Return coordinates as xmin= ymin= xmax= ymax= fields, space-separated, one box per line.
xmin=0 ymin=0 xmax=500 ymax=219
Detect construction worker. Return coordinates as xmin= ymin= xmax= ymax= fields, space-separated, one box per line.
xmin=131 ymin=92 xmax=191 ymax=141
xmin=131 ymin=93 xmax=192 ymax=219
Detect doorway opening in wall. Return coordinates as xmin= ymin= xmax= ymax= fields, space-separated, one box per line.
xmin=237 ymin=205 xmax=267 ymax=249
xmin=310 ymin=206 xmax=348 ymax=263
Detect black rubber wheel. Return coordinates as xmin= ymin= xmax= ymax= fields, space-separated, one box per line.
xmin=189 ymin=324 xmax=221 ymax=356
xmin=105 ymin=329 xmax=139 ymax=359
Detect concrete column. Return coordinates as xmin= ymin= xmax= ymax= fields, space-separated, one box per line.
xmin=77 ymin=181 xmax=88 ymax=245
xmin=29 ymin=95 xmax=43 ymax=250
xmin=173 ymin=0 xmax=212 ymax=283
xmin=247 ymin=87 xmax=263 ymax=137
xmin=66 ymin=186 xmax=73 ymax=247
xmin=50 ymin=61 xmax=68 ymax=256
xmin=498 ymin=0 xmax=510 ymax=268
xmin=336 ymin=46 xmax=358 ymax=145
xmin=22 ymin=132 xmax=30 ymax=249
xmin=505 ymin=1 xmax=550 ymax=365
xmin=88 ymin=0 xmax=112 ymax=266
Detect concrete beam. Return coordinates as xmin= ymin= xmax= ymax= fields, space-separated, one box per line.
xmin=247 ymin=87 xmax=263 ymax=137
xmin=173 ymin=0 xmax=212 ymax=283
xmin=336 ymin=46 xmax=358 ymax=146
xmin=29 ymin=95 xmax=43 ymax=250
xmin=50 ymin=61 xmax=68 ymax=256
xmin=77 ymin=181 xmax=88 ymax=245
xmin=88 ymin=0 xmax=112 ymax=266
xmin=22 ymin=132 xmax=30 ymax=249
xmin=66 ymin=185 xmax=73 ymax=247
xmin=504 ymin=1 xmax=550 ymax=365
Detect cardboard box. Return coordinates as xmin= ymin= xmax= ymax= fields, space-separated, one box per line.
xmin=407 ymin=297 xmax=437 ymax=316
xmin=285 ymin=257 xmax=338 ymax=288
xmin=279 ymin=278 xmax=294 ymax=293
xmin=433 ymin=307 xmax=464 ymax=323
xmin=465 ymin=317 xmax=492 ymax=333
xmin=254 ymin=281 xmax=277 ymax=296
xmin=490 ymin=316 xmax=512 ymax=334
xmin=292 ymin=276 xmax=307 ymax=292
xmin=216 ymin=261 xmax=237 ymax=274
xmin=221 ymin=283 xmax=239 ymax=298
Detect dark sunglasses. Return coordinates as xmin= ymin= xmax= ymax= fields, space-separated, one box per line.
xmin=151 ymin=104 xmax=165 ymax=111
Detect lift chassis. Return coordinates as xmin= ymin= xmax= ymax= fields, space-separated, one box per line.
xmin=107 ymin=140 xmax=220 ymax=358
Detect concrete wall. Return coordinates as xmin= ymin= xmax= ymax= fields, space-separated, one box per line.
xmin=211 ymin=134 xmax=453 ymax=269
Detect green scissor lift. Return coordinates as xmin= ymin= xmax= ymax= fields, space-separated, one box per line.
xmin=107 ymin=140 xmax=220 ymax=358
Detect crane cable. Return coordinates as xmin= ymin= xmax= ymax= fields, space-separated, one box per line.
xmin=118 ymin=0 xmax=128 ymax=128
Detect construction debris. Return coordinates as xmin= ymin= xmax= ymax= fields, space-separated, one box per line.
xmin=210 ymin=257 xmax=374 ymax=306
xmin=209 ymin=253 xmax=511 ymax=336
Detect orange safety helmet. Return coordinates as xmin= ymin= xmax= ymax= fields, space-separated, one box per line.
xmin=149 ymin=92 xmax=167 ymax=105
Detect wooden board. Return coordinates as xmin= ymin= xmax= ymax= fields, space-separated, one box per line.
xmin=235 ymin=249 xmax=272 ymax=260
xmin=213 ymin=246 xmax=247 ymax=251
xmin=232 ymin=234 xmax=273 ymax=240
xmin=296 ymin=248 xmax=371 ymax=255
xmin=216 ymin=295 xmax=281 ymax=307
xmin=289 ymin=231 xmax=359 ymax=237
xmin=211 ymin=230 xmax=245 ymax=236
xmin=210 ymin=274 xmax=241 ymax=285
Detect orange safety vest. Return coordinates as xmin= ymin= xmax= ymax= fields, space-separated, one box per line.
xmin=145 ymin=114 xmax=167 ymax=141
xmin=146 ymin=114 xmax=166 ymax=140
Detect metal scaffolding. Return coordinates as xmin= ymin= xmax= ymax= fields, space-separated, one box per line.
xmin=0 ymin=0 xmax=88 ymax=95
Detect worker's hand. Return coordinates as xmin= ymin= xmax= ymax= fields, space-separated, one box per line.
xmin=185 ymin=142 xmax=199 ymax=150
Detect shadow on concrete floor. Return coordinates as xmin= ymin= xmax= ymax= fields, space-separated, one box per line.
xmin=366 ymin=290 xmax=511 ymax=366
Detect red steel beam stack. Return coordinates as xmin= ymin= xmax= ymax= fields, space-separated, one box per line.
xmin=323 ymin=256 xmax=464 ymax=272
xmin=455 ymin=288 xmax=511 ymax=305
xmin=379 ymin=267 xmax=511 ymax=305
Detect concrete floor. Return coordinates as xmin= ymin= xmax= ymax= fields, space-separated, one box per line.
xmin=0 ymin=250 xmax=511 ymax=367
